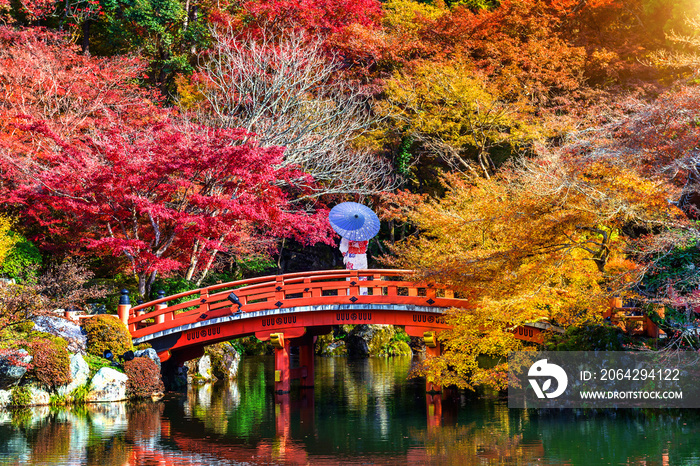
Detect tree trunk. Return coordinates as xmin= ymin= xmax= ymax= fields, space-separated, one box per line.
xmin=81 ymin=20 xmax=91 ymax=54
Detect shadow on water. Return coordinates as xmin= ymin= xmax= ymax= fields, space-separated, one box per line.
xmin=2 ymin=355 xmax=700 ymax=465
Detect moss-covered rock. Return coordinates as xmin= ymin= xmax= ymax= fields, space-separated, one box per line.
xmin=316 ymin=325 xmax=415 ymax=357
xmin=316 ymin=333 xmax=347 ymax=356
xmin=205 ymin=342 xmax=240 ymax=380
xmin=351 ymin=325 xmax=414 ymax=357
xmin=82 ymin=315 xmax=132 ymax=358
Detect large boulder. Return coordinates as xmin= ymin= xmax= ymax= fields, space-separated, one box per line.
xmin=205 ymin=343 xmax=240 ymax=380
xmin=346 ymin=325 xmax=413 ymax=357
xmin=186 ymin=356 xmax=214 ymax=383
xmin=32 ymin=315 xmax=87 ymax=354
xmin=86 ymin=367 xmax=128 ymax=402
xmin=346 ymin=324 xmax=380 ymax=358
xmin=0 ymin=349 xmax=32 ymax=389
xmin=57 ymin=353 xmax=90 ymax=398
xmin=197 ymin=355 xmax=213 ymax=380
xmin=346 ymin=335 xmax=370 ymax=358
xmin=28 ymin=386 xmax=51 ymax=406
xmin=134 ymin=348 xmax=161 ymax=371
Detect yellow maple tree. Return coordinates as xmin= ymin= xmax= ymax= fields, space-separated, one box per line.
xmin=385 ymin=150 xmax=680 ymax=389
xmin=382 ymin=60 xmax=541 ymax=179
xmin=0 ymin=216 xmax=16 ymax=267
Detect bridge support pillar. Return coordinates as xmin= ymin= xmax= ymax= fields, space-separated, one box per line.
xmin=272 ymin=333 xmax=291 ymax=394
xmin=424 ymin=331 xmax=442 ymax=393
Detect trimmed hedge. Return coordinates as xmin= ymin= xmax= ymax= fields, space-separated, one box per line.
xmin=29 ymin=338 xmax=71 ymax=389
xmin=82 ymin=315 xmax=132 ymax=358
xmin=123 ymin=357 xmax=164 ymax=398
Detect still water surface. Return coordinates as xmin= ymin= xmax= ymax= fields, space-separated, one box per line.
xmin=1 ymin=355 xmax=700 ymax=465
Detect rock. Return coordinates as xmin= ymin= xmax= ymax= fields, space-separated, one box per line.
xmin=0 ymin=389 xmax=10 ymax=407
xmin=346 ymin=325 xmax=414 ymax=357
xmin=346 ymin=324 xmax=379 ymax=358
xmin=409 ymin=336 xmax=426 ymax=353
xmin=205 ymin=342 xmax=240 ymax=380
xmin=197 ymin=355 xmax=212 ymax=380
xmin=32 ymin=315 xmax=87 ymax=354
xmin=0 ymin=349 xmax=32 ymax=389
xmin=86 ymin=368 xmax=128 ymax=402
xmin=57 ymin=354 xmax=90 ymax=398
xmin=29 ymin=386 xmax=51 ymax=406
xmin=346 ymin=335 xmax=370 ymax=358
xmin=317 ymin=335 xmax=346 ymax=356
xmin=134 ymin=348 xmax=161 ymax=371
xmin=185 ymin=360 xmax=198 ymax=383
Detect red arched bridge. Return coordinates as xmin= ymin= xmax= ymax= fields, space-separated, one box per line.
xmin=118 ymin=269 xmax=552 ymax=393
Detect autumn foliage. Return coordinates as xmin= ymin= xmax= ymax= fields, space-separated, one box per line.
xmin=82 ymin=315 xmax=133 ymax=358
xmin=1 ymin=0 xmax=700 ymax=390
xmin=387 ymin=149 xmax=681 ymax=389
xmin=123 ymin=357 xmax=164 ymax=398
xmin=29 ymin=338 xmax=72 ymax=390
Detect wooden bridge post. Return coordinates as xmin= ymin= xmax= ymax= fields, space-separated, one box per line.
xmin=424 ymin=331 xmax=442 ymax=393
xmin=272 ymin=333 xmax=291 ymax=394
xmin=117 ymin=289 xmax=131 ymax=327
xmin=275 ymin=275 xmax=284 ymax=302
xmin=155 ymin=290 xmax=167 ymax=325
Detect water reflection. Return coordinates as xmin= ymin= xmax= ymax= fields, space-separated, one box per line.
xmin=1 ymin=356 xmax=700 ymax=465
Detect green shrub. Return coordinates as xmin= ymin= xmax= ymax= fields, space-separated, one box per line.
xmin=379 ymin=340 xmax=413 ymax=357
xmin=15 ymin=321 xmax=35 ymax=333
xmin=123 ymin=357 xmax=164 ymax=398
xmin=10 ymin=385 xmax=32 ymax=406
xmin=29 ymin=338 xmax=71 ymax=389
xmin=392 ymin=328 xmax=411 ymax=343
xmin=82 ymin=315 xmax=132 ymax=357
xmin=2 ymin=232 xmax=42 ymax=282
xmin=83 ymin=353 xmax=123 ymax=376
xmin=49 ymin=393 xmax=68 ymax=406
xmin=70 ymin=384 xmax=89 ymax=404
xmin=135 ymin=342 xmax=152 ymax=351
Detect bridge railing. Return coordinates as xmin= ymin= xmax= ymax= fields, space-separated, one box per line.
xmin=127 ymin=269 xmax=467 ymax=338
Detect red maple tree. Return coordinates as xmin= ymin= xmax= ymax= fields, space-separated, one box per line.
xmin=0 ymin=27 xmax=333 ymax=297
xmin=1 ymin=121 xmax=333 ymax=297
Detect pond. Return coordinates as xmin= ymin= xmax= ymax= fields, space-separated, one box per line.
xmin=1 ymin=355 xmax=700 ymax=465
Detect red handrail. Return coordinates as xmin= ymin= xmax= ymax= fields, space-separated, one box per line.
xmin=127 ymin=269 xmax=463 ymax=338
